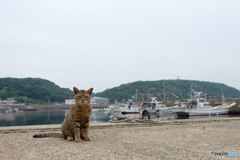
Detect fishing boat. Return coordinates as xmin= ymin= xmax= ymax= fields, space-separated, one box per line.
xmin=112 ymin=100 xmax=139 ymax=114
xmin=175 ymin=91 xmax=236 ymax=117
xmin=140 ymin=97 xmax=185 ymax=114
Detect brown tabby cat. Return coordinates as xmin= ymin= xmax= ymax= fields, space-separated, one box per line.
xmin=33 ymin=87 xmax=93 ymax=142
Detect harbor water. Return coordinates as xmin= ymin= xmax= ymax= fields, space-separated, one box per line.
xmin=0 ymin=109 xmax=235 ymax=127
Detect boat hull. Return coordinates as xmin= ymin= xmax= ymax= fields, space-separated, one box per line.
xmin=122 ymin=111 xmax=139 ymax=114
xmin=140 ymin=106 xmax=184 ymax=114
xmin=176 ymin=108 xmax=229 ymax=117
xmin=112 ymin=109 xmax=140 ymax=114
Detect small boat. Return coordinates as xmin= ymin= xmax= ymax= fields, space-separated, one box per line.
xmin=112 ymin=100 xmax=139 ymax=114
xmin=140 ymin=97 xmax=185 ymax=114
xmin=176 ymin=107 xmax=230 ymax=117
xmin=175 ymin=91 xmax=236 ymax=117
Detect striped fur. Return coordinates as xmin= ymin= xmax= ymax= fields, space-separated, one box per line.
xmin=33 ymin=133 xmax=63 ymax=138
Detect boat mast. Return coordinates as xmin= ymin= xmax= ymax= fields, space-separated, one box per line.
xmin=148 ymin=88 xmax=151 ymax=101
xmin=162 ymin=83 xmax=166 ymax=102
xmin=221 ymin=89 xmax=225 ymax=105
xmin=177 ymin=76 xmax=183 ymax=99
xmin=190 ymin=84 xmax=193 ymax=99
xmin=135 ymin=89 xmax=138 ymax=103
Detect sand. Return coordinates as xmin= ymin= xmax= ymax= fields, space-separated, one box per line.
xmin=0 ymin=118 xmax=240 ymax=160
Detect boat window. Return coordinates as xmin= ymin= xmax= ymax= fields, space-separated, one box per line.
xmin=153 ymin=103 xmax=156 ymax=109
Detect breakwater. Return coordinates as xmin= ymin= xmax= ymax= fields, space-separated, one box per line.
xmin=35 ymin=104 xmax=108 ymax=110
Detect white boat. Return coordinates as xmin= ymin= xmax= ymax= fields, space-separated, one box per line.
xmin=140 ymin=97 xmax=185 ymax=114
xmin=177 ymin=107 xmax=230 ymax=117
xmin=175 ymin=91 xmax=236 ymax=117
xmin=112 ymin=100 xmax=139 ymax=114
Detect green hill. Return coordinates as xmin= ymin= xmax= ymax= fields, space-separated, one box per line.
xmin=1 ymin=78 xmax=240 ymax=104
xmin=95 ymin=80 xmax=240 ymax=103
xmin=0 ymin=78 xmax=74 ymax=104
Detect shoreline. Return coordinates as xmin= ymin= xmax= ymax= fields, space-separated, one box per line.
xmin=1 ymin=116 xmax=240 ymax=132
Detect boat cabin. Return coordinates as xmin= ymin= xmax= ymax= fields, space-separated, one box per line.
xmin=141 ymin=97 xmax=167 ymax=110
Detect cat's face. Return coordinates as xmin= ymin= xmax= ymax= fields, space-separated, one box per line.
xmin=73 ymin=87 xmax=93 ymax=105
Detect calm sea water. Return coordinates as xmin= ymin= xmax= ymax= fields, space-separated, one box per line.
xmin=0 ymin=109 xmax=111 ymax=127
xmin=0 ymin=109 xmax=234 ymax=127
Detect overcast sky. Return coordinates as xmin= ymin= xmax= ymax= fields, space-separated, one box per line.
xmin=0 ymin=0 xmax=240 ymax=93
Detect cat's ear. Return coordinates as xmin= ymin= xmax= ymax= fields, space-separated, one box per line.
xmin=87 ymin=88 xmax=93 ymax=95
xmin=73 ymin=87 xmax=79 ymax=95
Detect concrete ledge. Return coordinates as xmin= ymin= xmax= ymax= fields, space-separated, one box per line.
xmin=1 ymin=117 xmax=240 ymax=133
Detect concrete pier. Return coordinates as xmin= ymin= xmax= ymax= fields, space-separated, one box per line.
xmin=1 ymin=117 xmax=240 ymax=159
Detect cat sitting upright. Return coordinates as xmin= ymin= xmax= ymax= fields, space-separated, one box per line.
xmin=61 ymin=87 xmax=93 ymax=141
xmin=33 ymin=87 xmax=93 ymax=142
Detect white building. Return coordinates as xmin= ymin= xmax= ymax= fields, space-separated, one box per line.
xmin=0 ymin=98 xmax=16 ymax=104
xmin=65 ymin=99 xmax=75 ymax=105
xmin=91 ymin=97 xmax=109 ymax=104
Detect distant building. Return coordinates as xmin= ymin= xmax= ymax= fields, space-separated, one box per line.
xmin=6 ymin=98 xmax=16 ymax=104
xmin=0 ymin=98 xmax=25 ymax=107
xmin=0 ymin=98 xmax=16 ymax=105
xmin=65 ymin=99 xmax=75 ymax=105
xmin=91 ymin=97 xmax=109 ymax=105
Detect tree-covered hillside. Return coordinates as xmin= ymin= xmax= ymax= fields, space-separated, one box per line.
xmin=0 ymin=78 xmax=74 ymax=104
xmin=95 ymin=80 xmax=240 ymax=103
xmin=1 ymin=78 xmax=240 ymax=104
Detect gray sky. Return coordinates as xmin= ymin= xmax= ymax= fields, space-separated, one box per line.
xmin=0 ymin=0 xmax=240 ymax=93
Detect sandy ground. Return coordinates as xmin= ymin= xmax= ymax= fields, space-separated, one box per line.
xmin=0 ymin=119 xmax=240 ymax=160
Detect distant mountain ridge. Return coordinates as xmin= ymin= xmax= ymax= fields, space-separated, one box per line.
xmin=1 ymin=78 xmax=240 ymax=104
xmin=0 ymin=78 xmax=74 ymax=104
xmin=95 ymin=80 xmax=240 ymax=103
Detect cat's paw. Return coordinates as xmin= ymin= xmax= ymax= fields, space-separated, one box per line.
xmin=85 ymin=137 xmax=91 ymax=141
xmin=66 ymin=136 xmax=74 ymax=141
xmin=82 ymin=136 xmax=91 ymax=141
xmin=74 ymin=137 xmax=81 ymax=142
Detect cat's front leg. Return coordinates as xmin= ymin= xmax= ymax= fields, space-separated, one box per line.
xmin=81 ymin=127 xmax=91 ymax=141
xmin=73 ymin=121 xmax=81 ymax=142
xmin=80 ymin=122 xmax=91 ymax=141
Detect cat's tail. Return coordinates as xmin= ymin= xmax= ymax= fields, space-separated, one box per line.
xmin=33 ymin=133 xmax=63 ymax=138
